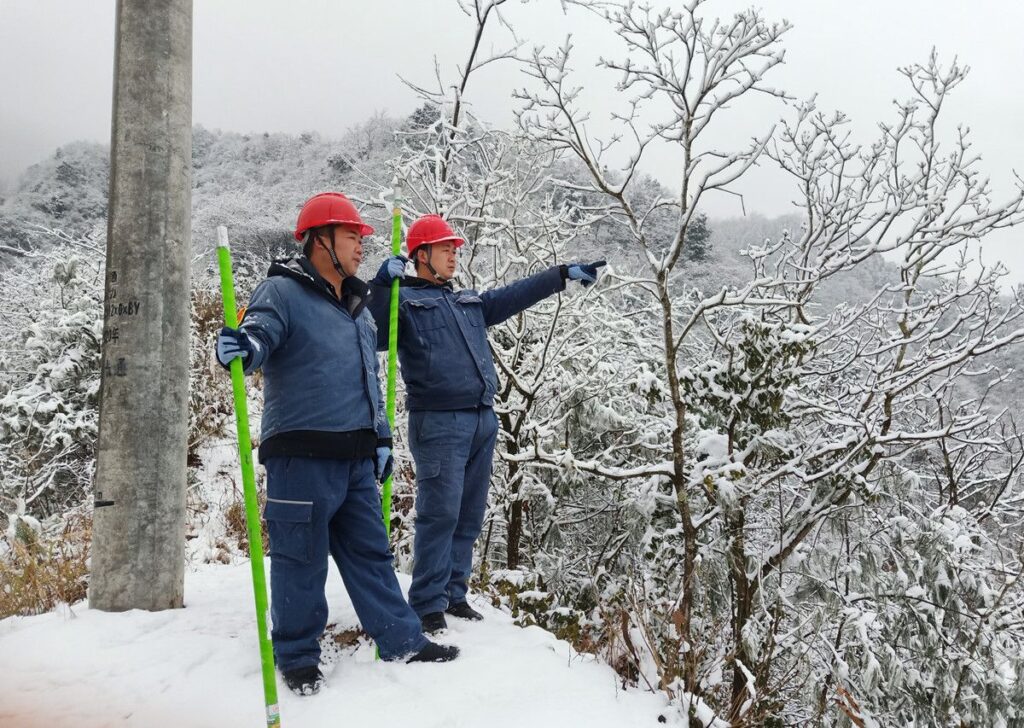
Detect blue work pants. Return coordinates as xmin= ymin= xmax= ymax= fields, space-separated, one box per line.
xmin=407 ymin=407 xmax=499 ymax=616
xmin=263 ymin=456 xmax=427 ymax=671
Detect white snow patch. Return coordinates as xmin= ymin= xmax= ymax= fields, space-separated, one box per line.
xmin=0 ymin=561 xmax=677 ymax=727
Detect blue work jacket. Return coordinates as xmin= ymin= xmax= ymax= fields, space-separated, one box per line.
xmin=368 ymin=266 xmax=566 ymax=411
xmin=240 ymin=257 xmax=390 ymax=451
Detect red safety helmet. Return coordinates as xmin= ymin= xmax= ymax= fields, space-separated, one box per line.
xmin=406 ymin=214 xmax=465 ymax=257
xmin=294 ymin=192 xmax=374 ymax=241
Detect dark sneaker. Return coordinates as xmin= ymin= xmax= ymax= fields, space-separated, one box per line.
xmin=420 ymin=611 xmax=448 ymax=634
xmin=283 ymin=665 xmax=324 ymax=696
xmin=445 ymin=601 xmax=483 ymax=621
xmin=406 ymin=640 xmax=460 ymax=664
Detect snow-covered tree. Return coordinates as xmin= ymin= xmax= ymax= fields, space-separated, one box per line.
xmin=510 ymin=1 xmax=1024 ymax=724
xmin=0 ymin=233 xmax=104 ymax=519
xmin=513 ymin=0 xmax=792 ymax=714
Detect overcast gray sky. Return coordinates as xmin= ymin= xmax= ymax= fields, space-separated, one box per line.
xmin=1 ymin=0 xmax=1021 ymax=281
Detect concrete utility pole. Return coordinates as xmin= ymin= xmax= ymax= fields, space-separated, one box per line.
xmin=90 ymin=0 xmax=193 ymax=611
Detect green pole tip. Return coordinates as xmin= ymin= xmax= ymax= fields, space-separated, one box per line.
xmin=217 ymin=226 xmax=230 ymax=250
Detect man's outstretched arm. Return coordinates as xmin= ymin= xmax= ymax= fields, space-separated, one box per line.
xmin=480 ymin=261 xmax=605 ymax=327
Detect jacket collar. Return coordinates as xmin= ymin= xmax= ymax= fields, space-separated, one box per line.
xmin=401 ymin=275 xmax=454 ymax=291
xmin=268 ymin=256 xmax=370 ymax=318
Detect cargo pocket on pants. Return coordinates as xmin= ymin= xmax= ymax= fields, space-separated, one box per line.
xmin=415 ymin=459 xmax=457 ymax=520
xmin=264 ymin=498 xmax=313 ymax=564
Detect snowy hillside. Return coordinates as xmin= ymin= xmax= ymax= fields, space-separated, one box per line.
xmin=0 ymin=562 xmax=678 ymax=728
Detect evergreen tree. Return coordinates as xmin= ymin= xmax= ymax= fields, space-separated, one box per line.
xmin=684 ymin=213 xmax=712 ymax=263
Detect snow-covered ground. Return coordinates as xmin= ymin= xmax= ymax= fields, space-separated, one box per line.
xmin=0 ymin=561 xmax=675 ymax=728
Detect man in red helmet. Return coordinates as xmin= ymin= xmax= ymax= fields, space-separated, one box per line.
xmin=215 ymin=194 xmax=458 ymax=696
xmin=369 ymin=213 xmax=604 ymax=634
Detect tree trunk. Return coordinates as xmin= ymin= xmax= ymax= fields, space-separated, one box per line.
xmin=729 ymin=510 xmax=753 ymax=723
xmin=505 ymin=432 xmax=523 ymax=569
xmin=660 ymin=280 xmax=698 ymax=692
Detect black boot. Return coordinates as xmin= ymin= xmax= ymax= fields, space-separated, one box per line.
xmin=420 ymin=611 xmax=448 ymax=634
xmin=445 ymin=601 xmax=483 ymax=621
xmin=407 ymin=640 xmax=460 ymax=664
xmin=283 ymin=665 xmax=324 ymax=696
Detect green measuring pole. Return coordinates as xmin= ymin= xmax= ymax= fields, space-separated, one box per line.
xmin=382 ymin=181 xmax=402 ymax=535
xmin=216 ymin=226 xmax=281 ymax=728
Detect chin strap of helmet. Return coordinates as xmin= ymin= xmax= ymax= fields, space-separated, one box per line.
xmin=421 ymin=245 xmax=451 ymax=284
xmin=310 ymin=226 xmax=349 ymax=282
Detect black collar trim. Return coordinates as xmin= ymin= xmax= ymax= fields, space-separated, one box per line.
xmin=401 ymin=276 xmax=454 ymax=291
xmin=268 ymin=256 xmax=371 ymax=317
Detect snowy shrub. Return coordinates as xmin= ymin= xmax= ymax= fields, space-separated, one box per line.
xmin=806 ymin=503 xmax=1024 ymax=726
xmin=187 ymin=288 xmax=235 ymax=462
xmin=0 ymin=510 xmax=90 ymax=619
xmin=221 ymin=488 xmax=268 ymax=559
xmin=0 ymin=250 xmax=102 ymax=519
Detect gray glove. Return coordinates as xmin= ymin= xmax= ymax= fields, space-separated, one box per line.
xmin=566 ymin=260 xmax=606 ymax=287
xmin=376 ymin=255 xmax=409 ymax=283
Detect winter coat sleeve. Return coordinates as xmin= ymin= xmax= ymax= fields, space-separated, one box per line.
xmin=238 ymin=280 xmax=289 ymax=373
xmin=480 ymin=266 xmax=567 ymax=327
xmin=367 ymin=278 xmax=394 ymax=352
